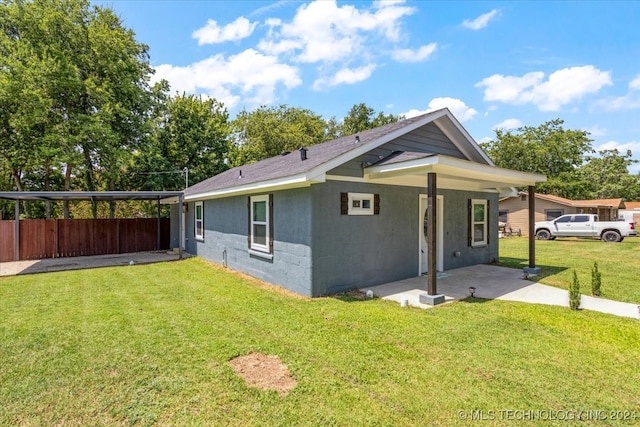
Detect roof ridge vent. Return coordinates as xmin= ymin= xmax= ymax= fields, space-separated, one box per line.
xmin=281 ymin=150 xmax=291 ymax=156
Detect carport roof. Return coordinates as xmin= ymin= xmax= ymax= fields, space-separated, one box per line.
xmin=0 ymin=191 xmax=183 ymax=203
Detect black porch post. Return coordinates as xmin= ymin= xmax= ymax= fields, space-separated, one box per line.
xmin=427 ymin=172 xmax=437 ymax=295
xmin=156 ymin=199 xmax=161 ymax=250
xmin=528 ymin=185 xmax=536 ymax=268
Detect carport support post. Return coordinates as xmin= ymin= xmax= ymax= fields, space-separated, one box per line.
xmin=419 ymin=173 xmax=445 ymax=306
xmin=156 ymin=199 xmax=161 ymax=250
xmin=177 ymin=194 xmax=183 ymax=259
xmin=14 ymin=200 xmax=19 ymax=261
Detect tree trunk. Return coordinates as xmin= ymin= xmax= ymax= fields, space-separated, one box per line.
xmin=63 ymin=163 xmax=72 ymax=219
xmin=82 ymin=146 xmax=98 ymax=218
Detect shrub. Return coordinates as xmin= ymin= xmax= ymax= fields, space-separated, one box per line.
xmin=569 ymin=270 xmax=581 ymax=310
xmin=591 ymin=261 xmax=602 ymax=297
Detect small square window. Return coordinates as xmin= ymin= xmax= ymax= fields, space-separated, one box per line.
xmin=348 ymin=193 xmax=374 ymax=215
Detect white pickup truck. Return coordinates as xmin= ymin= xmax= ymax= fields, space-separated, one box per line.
xmin=534 ymin=214 xmax=637 ymax=242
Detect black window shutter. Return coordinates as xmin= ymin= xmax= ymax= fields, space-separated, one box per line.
xmin=268 ymin=194 xmax=274 ymax=254
xmin=374 ymin=194 xmax=380 ymax=215
xmin=468 ymin=199 xmax=472 ymax=247
xmin=247 ymin=196 xmax=251 ymax=248
xmin=340 ymin=192 xmax=348 ymax=215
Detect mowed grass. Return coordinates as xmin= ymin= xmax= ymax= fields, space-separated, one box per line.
xmin=499 ymin=236 xmax=640 ymax=304
xmin=1 ymin=259 xmax=640 ymax=426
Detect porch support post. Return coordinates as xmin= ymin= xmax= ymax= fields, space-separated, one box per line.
xmin=524 ymin=185 xmax=541 ymax=276
xmin=427 ymin=172 xmax=437 ymax=295
xmin=14 ymin=200 xmax=20 ymax=261
xmin=419 ymin=172 xmax=445 ymax=306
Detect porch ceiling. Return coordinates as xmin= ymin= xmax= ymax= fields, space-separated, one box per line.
xmin=364 ymin=155 xmax=546 ymax=191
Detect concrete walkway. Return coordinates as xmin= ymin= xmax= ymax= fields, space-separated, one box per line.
xmin=0 ymin=251 xmax=188 ymax=277
xmin=362 ymin=264 xmax=640 ymax=320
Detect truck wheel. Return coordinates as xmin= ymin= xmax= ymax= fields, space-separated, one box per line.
xmin=536 ymin=229 xmax=551 ymax=240
xmin=602 ymin=230 xmax=622 ymax=242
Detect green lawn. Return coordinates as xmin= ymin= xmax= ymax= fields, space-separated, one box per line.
xmin=1 ymin=259 xmax=639 ymax=426
xmin=499 ymin=236 xmax=640 ymax=304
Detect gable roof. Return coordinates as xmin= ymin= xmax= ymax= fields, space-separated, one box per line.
xmin=184 ymin=108 xmax=544 ymax=201
xmin=623 ymin=201 xmax=640 ymax=210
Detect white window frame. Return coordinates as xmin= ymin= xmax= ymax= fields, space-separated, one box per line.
xmin=250 ymin=195 xmax=270 ymax=253
xmin=194 ymin=201 xmax=204 ymax=241
xmin=471 ymin=199 xmax=487 ymax=247
xmin=348 ymin=192 xmax=374 ymax=215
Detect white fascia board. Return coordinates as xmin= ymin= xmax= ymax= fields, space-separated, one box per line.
xmin=365 ymin=155 xmax=546 ymax=186
xmin=185 ymin=173 xmax=325 ymax=201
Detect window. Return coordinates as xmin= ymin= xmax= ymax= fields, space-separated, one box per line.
xmin=346 ymin=192 xmax=374 ymax=215
xmin=573 ymin=215 xmax=590 ymax=223
xmin=546 ymin=209 xmax=563 ymax=220
xmin=195 ymin=201 xmax=204 ymax=240
xmin=555 ymin=215 xmax=571 ymax=223
xmin=498 ymin=209 xmax=508 ymax=224
xmin=249 ymin=195 xmax=271 ymax=253
xmin=470 ymin=199 xmax=487 ymax=247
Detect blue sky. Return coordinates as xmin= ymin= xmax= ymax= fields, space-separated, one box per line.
xmin=97 ymin=0 xmax=640 ymax=171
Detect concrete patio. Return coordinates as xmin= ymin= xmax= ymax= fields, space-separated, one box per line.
xmin=0 ymin=251 xmax=188 ymax=277
xmin=362 ymin=264 xmax=640 ymax=319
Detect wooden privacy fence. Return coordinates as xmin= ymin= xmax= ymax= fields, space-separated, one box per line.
xmin=0 ymin=218 xmax=170 ymax=262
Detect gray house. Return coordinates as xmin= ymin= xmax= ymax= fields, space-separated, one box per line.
xmin=183 ymin=108 xmax=545 ymax=297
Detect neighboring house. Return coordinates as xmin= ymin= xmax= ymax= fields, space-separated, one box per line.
xmin=183 ymin=109 xmax=545 ymax=297
xmin=619 ymin=201 xmax=640 ymax=225
xmin=499 ymin=193 xmax=626 ymax=236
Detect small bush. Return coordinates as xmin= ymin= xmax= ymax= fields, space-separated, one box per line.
xmin=591 ymin=261 xmax=602 ymax=297
xmin=569 ymin=270 xmax=581 ymax=310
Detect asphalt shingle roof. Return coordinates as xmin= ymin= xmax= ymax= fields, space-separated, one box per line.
xmin=184 ymin=110 xmax=440 ymax=197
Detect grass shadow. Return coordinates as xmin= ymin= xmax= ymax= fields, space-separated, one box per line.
xmin=332 ymin=289 xmax=379 ymax=303
xmin=497 ymin=257 xmax=568 ymax=278
xmin=459 ymin=296 xmax=492 ymax=304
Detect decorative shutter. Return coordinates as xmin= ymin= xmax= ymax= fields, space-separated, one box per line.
xmin=268 ymin=194 xmax=274 ymax=254
xmin=340 ymin=192 xmax=348 ymax=215
xmin=468 ymin=199 xmax=472 ymax=247
xmin=374 ymin=194 xmax=380 ymax=215
xmin=247 ymin=197 xmax=251 ymax=248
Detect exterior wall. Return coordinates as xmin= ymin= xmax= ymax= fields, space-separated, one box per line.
xmin=186 ymin=188 xmax=313 ymax=296
xmin=498 ymin=197 xmax=577 ymax=236
xmin=169 ymin=203 xmax=181 ymax=250
xmin=187 ymin=182 xmax=500 ymax=297
xmin=310 ymin=181 xmax=499 ymax=296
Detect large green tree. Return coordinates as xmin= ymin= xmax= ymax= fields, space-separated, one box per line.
xmin=0 ymin=0 xmax=154 ymax=218
xmin=577 ymin=149 xmax=640 ymax=200
xmin=339 ymin=103 xmax=403 ymax=136
xmin=481 ymin=119 xmax=593 ymax=197
xmin=132 ymin=91 xmax=231 ymax=191
xmin=229 ymin=105 xmax=327 ymax=166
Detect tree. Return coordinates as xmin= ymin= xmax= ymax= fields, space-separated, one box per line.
xmin=132 ymin=92 xmax=231 ymax=190
xmin=0 ymin=0 xmax=154 ymax=218
xmin=481 ymin=119 xmax=593 ymax=197
xmin=577 ymin=149 xmax=640 ymax=200
xmin=340 ymin=103 xmax=402 ymax=136
xmin=229 ymin=105 xmax=327 ymax=166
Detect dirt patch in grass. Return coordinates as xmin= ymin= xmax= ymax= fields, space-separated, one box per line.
xmin=228 ymin=352 xmax=297 ymax=396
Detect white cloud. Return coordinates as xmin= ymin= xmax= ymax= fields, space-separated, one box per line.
xmin=594 ymin=74 xmax=640 ymax=111
xmin=476 ymin=65 xmax=612 ymax=111
xmin=401 ymin=97 xmax=477 ymax=122
xmin=462 ymin=9 xmax=499 ymax=30
xmin=585 ymin=125 xmax=607 ymax=137
xmin=151 ymin=49 xmax=301 ymax=108
xmin=192 ymin=17 xmax=258 ymax=45
xmin=391 ymin=43 xmax=437 ymax=63
xmin=258 ymin=0 xmax=416 ymax=63
xmin=629 ymin=74 xmax=640 ymax=90
xmin=312 ymin=64 xmax=376 ymax=90
xmin=597 ymin=140 xmax=640 ymax=153
xmin=493 ymin=118 xmax=523 ymax=130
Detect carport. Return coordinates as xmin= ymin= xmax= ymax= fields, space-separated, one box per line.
xmin=0 ymin=191 xmax=184 ymax=262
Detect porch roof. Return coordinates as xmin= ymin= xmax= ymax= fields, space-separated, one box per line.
xmin=364 ymin=153 xmax=546 ymax=192
xmin=0 ymin=191 xmax=183 ymax=204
